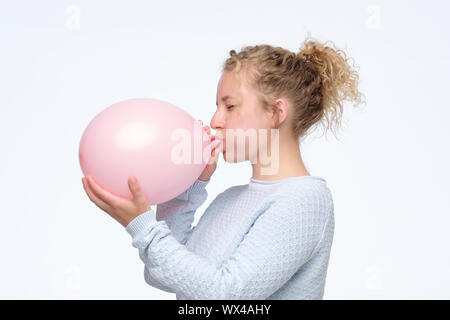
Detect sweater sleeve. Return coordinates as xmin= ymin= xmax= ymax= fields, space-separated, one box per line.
xmin=156 ymin=178 xmax=209 ymax=245
xmin=125 ymin=188 xmax=330 ymax=300
xmin=142 ymin=178 xmax=209 ymax=293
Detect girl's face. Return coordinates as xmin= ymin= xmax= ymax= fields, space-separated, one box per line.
xmin=211 ymin=70 xmax=275 ymax=163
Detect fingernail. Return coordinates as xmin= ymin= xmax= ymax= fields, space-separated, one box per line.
xmin=131 ymin=177 xmax=137 ymax=183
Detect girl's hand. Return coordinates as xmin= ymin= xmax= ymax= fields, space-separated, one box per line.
xmin=198 ymin=120 xmax=222 ymax=182
xmin=82 ymin=175 xmax=152 ymax=227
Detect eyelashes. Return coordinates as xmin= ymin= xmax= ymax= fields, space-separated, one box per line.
xmin=215 ymin=105 xmax=235 ymax=111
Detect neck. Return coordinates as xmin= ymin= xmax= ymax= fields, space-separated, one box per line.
xmin=251 ymin=136 xmax=309 ymax=181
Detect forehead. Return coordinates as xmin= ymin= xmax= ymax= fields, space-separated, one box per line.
xmin=216 ymin=71 xmax=247 ymax=105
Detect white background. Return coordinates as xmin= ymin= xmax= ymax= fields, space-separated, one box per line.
xmin=1 ymin=0 xmax=449 ymax=299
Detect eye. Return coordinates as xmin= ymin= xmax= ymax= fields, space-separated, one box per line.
xmin=226 ymin=105 xmax=235 ymax=110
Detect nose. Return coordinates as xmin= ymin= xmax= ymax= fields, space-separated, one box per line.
xmin=210 ymin=106 xmax=231 ymax=144
xmin=210 ymin=111 xmax=225 ymax=136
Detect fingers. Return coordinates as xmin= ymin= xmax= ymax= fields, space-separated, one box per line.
xmin=85 ymin=175 xmax=120 ymax=208
xmin=210 ymin=139 xmax=221 ymax=150
xmin=199 ymin=120 xmax=211 ymax=136
xmin=199 ymin=120 xmax=219 ymax=164
xmin=208 ymin=139 xmax=222 ymax=164
xmin=128 ymin=176 xmax=147 ymax=204
xmin=82 ymin=177 xmax=112 ymax=212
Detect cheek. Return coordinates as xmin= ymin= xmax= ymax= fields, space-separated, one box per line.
xmin=223 ymin=109 xmax=269 ymax=149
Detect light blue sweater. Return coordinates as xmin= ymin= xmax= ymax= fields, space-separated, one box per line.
xmin=125 ymin=175 xmax=335 ymax=300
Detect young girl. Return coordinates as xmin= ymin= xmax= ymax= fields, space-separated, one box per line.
xmin=83 ymin=37 xmax=363 ymax=299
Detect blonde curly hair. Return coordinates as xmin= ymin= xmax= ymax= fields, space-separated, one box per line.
xmin=223 ymin=35 xmax=365 ymax=139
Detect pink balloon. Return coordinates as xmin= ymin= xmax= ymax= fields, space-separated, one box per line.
xmin=79 ymin=98 xmax=213 ymax=204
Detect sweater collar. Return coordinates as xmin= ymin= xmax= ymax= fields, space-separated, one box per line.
xmin=249 ymin=175 xmax=325 ymax=185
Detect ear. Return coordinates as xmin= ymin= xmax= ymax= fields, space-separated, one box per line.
xmin=271 ymin=98 xmax=289 ymax=127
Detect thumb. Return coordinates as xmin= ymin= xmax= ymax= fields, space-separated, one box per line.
xmin=128 ymin=176 xmax=147 ymax=203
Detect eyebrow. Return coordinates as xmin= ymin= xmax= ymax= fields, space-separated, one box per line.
xmin=216 ymin=95 xmax=235 ymax=106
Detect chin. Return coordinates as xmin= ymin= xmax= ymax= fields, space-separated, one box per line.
xmin=222 ymin=150 xmax=231 ymax=162
xmin=223 ymin=150 xmax=248 ymax=163
xmin=222 ymin=150 xmax=234 ymax=163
